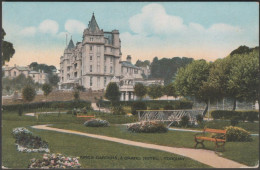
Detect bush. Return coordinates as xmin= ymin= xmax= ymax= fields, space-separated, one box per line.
xmin=230 ymin=116 xmax=240 ymax=126
xmin=28 ymin=153 xmax=81 ymax=169
xmin=149 ymin=104 xmax=160 ymax=110
xmin=225 ymin=126 xmax=252 ymax=142
xmin=163 ymin=104 xmax=174 ymax=110
xmin=180 ymin=115 xmax=190 ymax=127
xmin=211 ymin=110 xmax=258 ymax=122
xmin=131 ymin=101 xmax=147 ymax=115
xmin=84 ymin=119 xmax=109 ymax=127
xmin=112 ymin=105 xmax=126 ymax=115
xmin=196 ymin=114 xmax=203 ymax=123
xmin=2 ymin=100 xmax=92 ymax=111
xmin=127 ymin=121 xmax=168 ymax=133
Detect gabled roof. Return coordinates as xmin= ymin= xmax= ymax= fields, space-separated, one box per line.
xmin=88 ymin=13 xmax=100 ymax=32
xmin=67 ymin=38 xmax=75 ymax=49
xmin=3 ymin=66 xmax=30 ymax=71
xmin=121 ymin=61 xmax=140 ymax=69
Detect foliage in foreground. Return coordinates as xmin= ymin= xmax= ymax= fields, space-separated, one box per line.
xmin=84 ymin=119 xmax=109 ymax=127
xmin=225 ymin=126 xmax=252 ymax=142
xmin=127 ymin=121 xmax=168 ymax=133
xmin=28 ymin=153 xmax=81 ymax=169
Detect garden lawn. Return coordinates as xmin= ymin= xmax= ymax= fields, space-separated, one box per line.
xmin=2 ymin=112 xmax=210 ymax=168
xmin=53 ymin=123 xmax=259 ymax=166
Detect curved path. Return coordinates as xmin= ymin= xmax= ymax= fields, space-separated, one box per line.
xmin=31 ymin=124 xmax=249 ymax=168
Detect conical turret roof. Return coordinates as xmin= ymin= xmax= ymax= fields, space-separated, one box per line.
xmin=88 ymin=13 xmax=100 ymax=32
xmin=67 ymin=38 xmax=75 ymax=49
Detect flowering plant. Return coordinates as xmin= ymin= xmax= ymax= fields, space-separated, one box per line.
xmin=12 ymin=127 xmax=49 ymax=152
xmin=28 ymin=153 xmax=81 ymax=169
xmin=127 ymin=121 xmax=168 ymax=133
xmin=84 ymin=118 xmax=109 ymax=127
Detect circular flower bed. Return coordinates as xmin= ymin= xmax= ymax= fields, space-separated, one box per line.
xmin=127 ymin=121 xmax=168 ymax=133
xmin=12 ymin=127 xmax=49 ymax=153
xmin=84 ymin=119 xmax=109 ymax=127
xmin=28 ymin=153 xmax=81 ymax=169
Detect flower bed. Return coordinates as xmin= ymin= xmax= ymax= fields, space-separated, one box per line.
xmin=84 ymin=119 xmax=109 ymax=127
xmin=12 ymin=127 xmax=49 ymax=153
xmin=28 ymin=153 xmax=81 ymax=169
xmin=127 ymin=121 xmax=168 ymax=133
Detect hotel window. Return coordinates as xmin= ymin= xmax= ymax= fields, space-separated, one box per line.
xmin=74 ymin=72 xmax=77 ymax=78
xmin=90 ymin=37 xmax=93 ymax=41
xmin=90 ymin=65 xmax=92 ymax=72
xmin=97 ymin=46 xmax=101 ymax=54
xmin=90 ymin=77 xmax=93 ymax=86
xmin=104 ymin=77 xmax=106 ymax=86
xmin=90 ymin=46 xmax=93 ymax=51
xmin=134 ymin=69 xmax=138 ymax=74
xmin=105 ymin=47 xmax=106 ymax=52
xmin=97 ymin=65 xmax=100 ymax=73
xmin=90 ymin=56 xmax=92 ymax=61
xmin=104 ymin=56 xmax=106 ymax=62
xmin=104 ymin=66 xmax=106 ymax=73
xmin=110 ymin=66 xmax=113 ymax=73
xmin=110 ymin=48 xmax=112 ymax=52
xmin=110 ymin=57 xmax=112 ymax=62
xmin=14 ymin=71 xmax=16 ymax=76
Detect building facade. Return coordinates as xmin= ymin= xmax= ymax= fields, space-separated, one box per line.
xmin=59 ymin=13 xmax=163 ymax=100
xmin=3 ymin=65 xmax=48 ymax=84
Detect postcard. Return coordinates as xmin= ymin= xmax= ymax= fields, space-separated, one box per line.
xmin=1 ymin=1 xmax=259 ymax=169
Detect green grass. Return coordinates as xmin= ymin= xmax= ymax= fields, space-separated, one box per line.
xmin=53 ymin=123 xmax=259 ymax=166
xmin=2 ymin=120 xmax=210 ymax=168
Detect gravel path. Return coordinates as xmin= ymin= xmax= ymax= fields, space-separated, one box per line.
xmin=31 ymin=124 xmax=250 ymax=168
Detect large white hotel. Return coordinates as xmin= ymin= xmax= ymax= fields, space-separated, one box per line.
xmin=59 ymin=13 xmax=163 ymax=100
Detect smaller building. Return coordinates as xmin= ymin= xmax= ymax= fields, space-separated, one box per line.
xmin=3 ymin=65 xmax=48 ymax=84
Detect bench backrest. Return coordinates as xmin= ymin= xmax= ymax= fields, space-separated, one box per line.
xmin=204 ymin=128 xmax=226 ymax=134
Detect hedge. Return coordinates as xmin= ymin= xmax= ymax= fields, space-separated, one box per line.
xmin=2 ymin=100 xmax=92 ymax=111
xmin=97 ymin=100 xmax=193 ymax=110
xmin=211 ymin=110 xmax=259 ymax=122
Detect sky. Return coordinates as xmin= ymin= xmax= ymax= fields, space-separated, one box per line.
xmin=2 ymin=2 xmax=259 ymax=69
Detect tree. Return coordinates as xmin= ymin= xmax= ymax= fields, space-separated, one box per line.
xmin=227 ymin=49 xmax=259 ymax=110
xmin=42 ymin=83 xmax=52 ymax=100
xmin=174 ymin=60 xmax=210 ymax=114
xmin=22 ymin=86 xmax=36 ymax=102
xmin=48 ymin=74 xmax=60 ymax=86
xmin=164 ymin=83 xmax=177 ymax=99
xmin=134 ymin=83 xmax=147 ymax=100
xmin=2 ymin=28 xmax=15 ymax=65
xmin=104 ymin=82 xmax=121 ymax=105
xmin=147 ymin=84 xmax=163 ymax=99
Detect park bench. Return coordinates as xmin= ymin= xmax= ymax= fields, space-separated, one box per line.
xmin=194 ymin=128 xmax=226 ymax=151
xmin=76 ymin=115 xmax=95 ymax=120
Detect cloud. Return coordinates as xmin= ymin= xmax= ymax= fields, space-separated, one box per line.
xmin=208 ymin=23 xmax=242 ymax=33
xmin=65 ymin=19 xmax=86 ymax=34
xmin=38 ymin=19 xmax=59 ymax=35
xmin=19 ymin=27 xmax=37 ymax=37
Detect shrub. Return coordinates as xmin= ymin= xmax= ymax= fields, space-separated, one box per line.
xmin=149 ymin=104 xmax=160 ymax=110
xmin=131 ymin=101 xmax=147 ymax=115
xmin=84 ymin=119 xmax=109 ymax=127
xmin=225 ymin=126 xmax=252 ymax=142
xmin=112 ymin=105 xmax=126 ymax=115
xmin=196 ymin=114 xmax=203 ymax=123
xmin=127 ymin=121 xmax=168 ymax=133
xmin=180 ymin=115 xmax=190 ymax=127
xmin=247 ymin=112 xmax=258 ymax=122
xmin=211 ymin=110 xmax=259 ymax=122
xmin=163 ymin=104 xmax=174 ymax=110
xmin=28 ymin=153 xmax=81 ymax=169
xmin=230 ymin=116 xmax=240 ymax=126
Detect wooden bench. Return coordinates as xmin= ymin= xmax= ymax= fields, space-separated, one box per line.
xmin=76 ymin=115 xmax=95 ymax=120
xmin=194 ymin=128 xmax=226 ymax=151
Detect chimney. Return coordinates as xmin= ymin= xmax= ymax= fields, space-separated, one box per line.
xmin=127 ymin=55 xmax=131 ymax=63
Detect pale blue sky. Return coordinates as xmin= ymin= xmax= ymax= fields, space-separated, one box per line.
xmin=2 ymin=2 xmax=259 ymax=68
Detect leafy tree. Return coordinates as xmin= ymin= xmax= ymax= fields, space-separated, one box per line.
xmin=22 ymin=86 xmax=36 ymax=102
xmin=75 ymin=84 xmax=86 ymax=92
xmin=42 ymin=83 xmax=52 ymax=100
xmin=105 ymin=82 xmax=121 ymax=105
xmin=227 ymin=49 xmax=259 ymax=110
xmin=164 ymin=83 xmax=177 ymax=99
xmin=134 ymin=83 xmax=147 ymax=100
xmin=135 ymin=60 xmax=150 ymax=67
xmin=230 ymin=45 xmax=251 ymax=56
xmin=174 ymin=60 xmax=210 ymax=115
xmin=147 ymin=84 xmax=163 ymax=99
xmin=150 ymin=56 xmax=193 ymax=85
xmin=2 ymin=28 xmax=15 ymax=65
xmin=48 ymin=74 xmax=60 ymax=86
xmin=73 ymin=90 xmax=80 ymax=101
